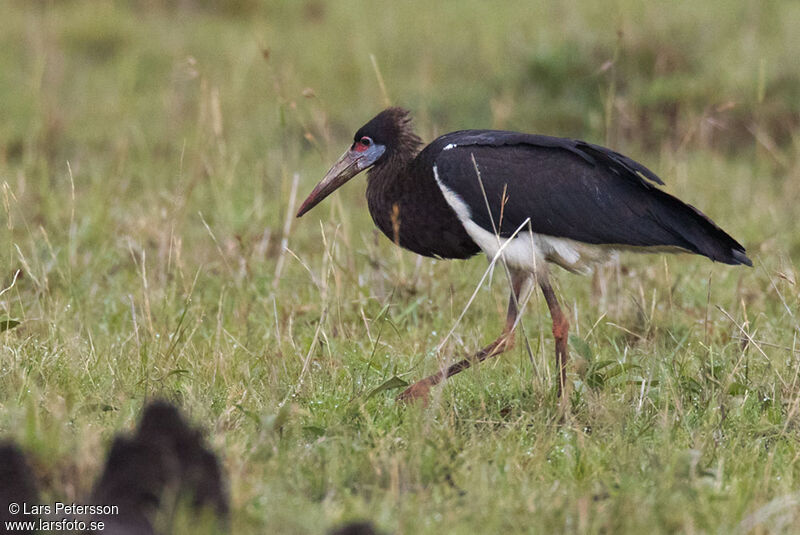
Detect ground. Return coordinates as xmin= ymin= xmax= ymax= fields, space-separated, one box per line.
xmin=0 ymin=1 xmax=799 ymax=533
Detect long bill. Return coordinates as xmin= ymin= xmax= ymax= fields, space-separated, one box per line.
xmin=296 ymin=150 xmax=362 ymax=218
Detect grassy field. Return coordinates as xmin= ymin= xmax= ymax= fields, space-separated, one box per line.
xmin=1 ymin=0 xmax=799 ymax=533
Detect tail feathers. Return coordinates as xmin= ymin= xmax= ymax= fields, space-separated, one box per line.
xmin=729 ymin=248 xmax=753 ymax=267
xmin=651 ymin=192 xmax=752 ymax=267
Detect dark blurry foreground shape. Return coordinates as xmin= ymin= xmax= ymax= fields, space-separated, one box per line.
xmin=91 ymin=400 xmax=229 ymax=534
xmin=0 ymin=442 xmax=39 ymax=534
xmin=0 ymin=402 xmax=381 ymax=534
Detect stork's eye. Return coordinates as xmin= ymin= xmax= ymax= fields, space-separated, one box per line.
xmin=360 ymin=136 xmax=372 ymax=146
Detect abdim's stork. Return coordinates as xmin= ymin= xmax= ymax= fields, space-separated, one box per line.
xmin=296 ymin=108 xmax=751 ymax=402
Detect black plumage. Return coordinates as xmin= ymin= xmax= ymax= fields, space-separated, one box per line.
xmin=365 ymin=144 xmax=480 ymax=260
xmin=427 ymin=131 xmax=751 ymax=266
xmin=297 ymin=107 xmax=752 ymax=402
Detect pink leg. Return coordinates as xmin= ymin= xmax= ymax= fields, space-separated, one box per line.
xmin=397 ymin=269 xmax=529 ymax=403
xmin=538 ymin=275 xmax=569 ymax=397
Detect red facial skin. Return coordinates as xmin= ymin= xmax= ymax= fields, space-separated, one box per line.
xmin=353 ymin=137 xmax=370 ymax=152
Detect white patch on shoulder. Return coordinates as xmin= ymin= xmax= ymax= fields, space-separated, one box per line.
xmin=433 ymin=165 xmax=613 ymax=275
xmin=442 ymin=143 xmax=457 ymax=151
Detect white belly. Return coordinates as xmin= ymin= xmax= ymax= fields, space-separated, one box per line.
xmin=434 ymin=166 xmax=615 ymax=275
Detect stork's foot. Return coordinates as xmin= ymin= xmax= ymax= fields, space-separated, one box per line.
xmin=396 ymin=376 xmax=439 ymax=404
xmin=396 ymin=337 xmax=513 ymax=405
xmin=395 ymin=270 xmax=527 ymax=406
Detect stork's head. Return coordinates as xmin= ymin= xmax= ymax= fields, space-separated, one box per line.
xmin=296 ymin=107 xmax=418 ymax=217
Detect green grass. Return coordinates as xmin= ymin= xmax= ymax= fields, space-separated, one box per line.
xmin=1 ymin=1 xmax=799 ymax=533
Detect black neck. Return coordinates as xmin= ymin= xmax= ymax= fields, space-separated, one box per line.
xmin=364 ymin=147 xmax=479 ymax=260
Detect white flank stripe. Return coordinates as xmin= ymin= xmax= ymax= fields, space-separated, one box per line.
xmin=433 ymin=164 xmax=614 ymax=274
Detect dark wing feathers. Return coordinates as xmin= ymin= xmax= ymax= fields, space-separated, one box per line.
xmin=431 ymin=130 xmax=664 ymax=187
xmin=571 ymin=140 xmax=664 ymax=185
xmin=427 ymin=130 xmax=750 ymax=266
